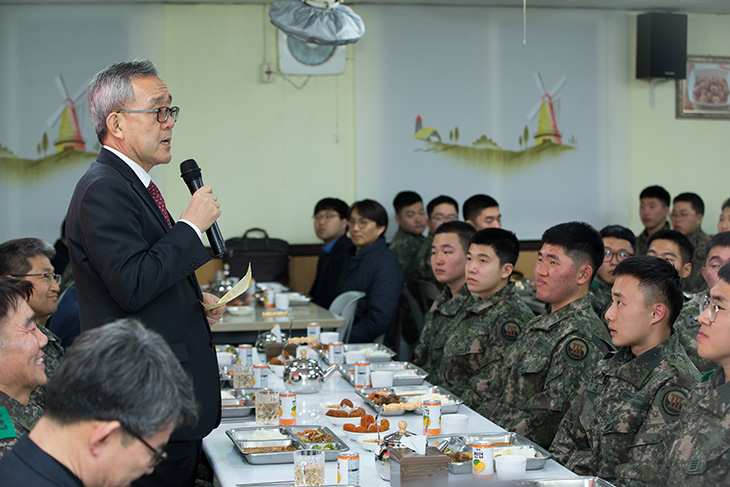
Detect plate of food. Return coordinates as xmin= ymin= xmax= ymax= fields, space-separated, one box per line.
xmin=341 ymin=416 xmax=390 ymax=437
xmin=226 ymin=425 xmax=349 ymax=464
xmin=688 ymin=66 xmax=730 ymax=109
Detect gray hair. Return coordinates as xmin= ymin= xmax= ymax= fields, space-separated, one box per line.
xmin=44 ymin=319 xmax=198 ymax=436
xmin=0 ymin=238 xmax=55 ymax=275
xmin=87 ymin=59 xmax=159 ymax=143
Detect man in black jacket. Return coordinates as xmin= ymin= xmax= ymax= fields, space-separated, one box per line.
xmin=309 ymin=198 xmax=353 ymax=308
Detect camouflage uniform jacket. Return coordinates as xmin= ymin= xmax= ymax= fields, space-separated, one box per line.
xmin=682 ymin=228 xmax=710 ymax=295
xmin=486 ymin=295 xmax=614 ymax=449
xmin=550 ymin=334 xmax=699 ymax=484
xmin=443 ymin=282 xmax=535 ymax=401
xmin=589 ymin=276 xmax=613 ymax=325
xmin=413 ymin=284 xmax=473 ymax=378
xmin=29 ymin=324 xmax=64 ymax=407
xmin=413 ymin=233 xmax=441 ymax=286
xmin=635 ymin=221 xmax=670 ymax=256
xmin=0 ymin=391 xmax=44 ymax=459
xmin=389 ymin=229 xmax=425 ymax=281
xmin=674 ymin=291 xmax=718 ymax=373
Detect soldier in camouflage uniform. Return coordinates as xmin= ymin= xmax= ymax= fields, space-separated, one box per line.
xmin=389 ymin=191 xmax=427 ymax=280
xmin=485 ymin=222 xmax=613 ymax=449
xmin=413 ymin=196 xmax=460 ymax=286
xmin=463 ymin=194 xmax=501 ymax=231
xmin=441 ymin=228 xmax=534 ymax=400
xmin=550 ymin=256 xmax=700 ymax=485
xmin=675 ymin=233 xmax=730 ymax=374
xmin=0 ymin=278 xmax=48 ymax=459
xmin=590 ymin=225 xmax=636 ymax=325
xmin=670 ymin=193 xmax=710 ymax=295
xmin=0 ymin=238 xmax=66 ymax=406
xmin=413 ymin=222 xmax=475 ymax=377
xmin=635 ymin=185 xmax=671 ymax=256
xmin=646 ymin=230 xmax=693 ymax=286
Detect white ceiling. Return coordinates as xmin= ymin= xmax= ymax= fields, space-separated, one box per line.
xmin=0 ymin=0 xmax=729 ymax=14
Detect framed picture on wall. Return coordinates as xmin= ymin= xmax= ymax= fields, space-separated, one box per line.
xmin=676 ymin=55 xmax=730 ymax=119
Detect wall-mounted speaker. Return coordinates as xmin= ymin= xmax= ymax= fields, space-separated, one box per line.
xmin=636 ymin=13 xmax=687 ymax=79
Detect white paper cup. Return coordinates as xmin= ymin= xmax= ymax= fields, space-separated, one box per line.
xmin=345 ymin=350 xmax=367 ymax=364
xmin=216 ymin=352 xmax=234 ymax=365
xmin=495 ymin=455 xmax=527 ymax=480
xmin=320 ymin=332 xmax=339 ymax=345
xmin=370 ymin=371 xmax=394 ymax=388
xmin=275 ymin=293 xmax=290 ymax=310
xmin=441 ymin=413 xmax=468 ymax=434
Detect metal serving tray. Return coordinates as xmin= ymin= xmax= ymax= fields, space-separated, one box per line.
xmin=316 ymin=343 xmax=396 ymax=363
xmin=518 ymin=478 xmax=617 ymax=487
xmin=356 ymin=385 xmax=464 ymax=416
xmin=427 ymin=432 xmax=551 ymax=474
xmin=221 ymin=388 xmax=255 ymax=419
xmin=226 ymin=425 xmax=349 ymax=465
xmin=338 ymin=361 xmax=428 ymax=386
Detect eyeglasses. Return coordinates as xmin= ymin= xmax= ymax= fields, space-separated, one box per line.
xmin=11 ymin=273 xmax=62 ymax=287
xmin=603 ymin=250 xmax=633 ymax=263
xmin=670 ymin=211 xmax=694 ymax=220
xmin=124 ymin=427 xmax=168 ymax=466
xmin=430 ymin=214 xmax=458 ymax=224
xmin=116 ymin=106 xmax=180 ymax=123
xmin=700 ymin=296 xmax=726 ymax=323
xmin=348 ymin=218 xmax=373 ymax=228
xmin=313 ymin=213 xmax=341 ymax=222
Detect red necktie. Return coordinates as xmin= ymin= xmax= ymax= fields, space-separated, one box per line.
xmin=147 ymin=181 xmax=172 ymax=228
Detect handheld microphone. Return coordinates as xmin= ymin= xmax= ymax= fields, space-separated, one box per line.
xmin=180 ymin=159 xmax=226 ymax=258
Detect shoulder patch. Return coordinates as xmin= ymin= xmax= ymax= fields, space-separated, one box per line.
xmin=500 ymin=320 xmax=521 ymax=342
xmin=660 ymin=388 xmax=688 ymax=417
xmin=564 ymin=337 xmax=589 ymax=361
xmin=0 ymin=407 xmax=18 ymax=440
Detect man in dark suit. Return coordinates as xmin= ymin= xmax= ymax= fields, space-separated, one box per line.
xmin=309 ymin=197 xmax=353 ymax=308
xmin=66 ymin=60 xmax=224 ymax=487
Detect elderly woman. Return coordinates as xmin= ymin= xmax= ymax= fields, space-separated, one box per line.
xmin=338 ymin=199 xmax=404 ymax=344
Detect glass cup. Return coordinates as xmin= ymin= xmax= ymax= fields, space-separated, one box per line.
xmin=255 ymin=389 xmax=280 ymax=425
xmin=293 ymin=449 xmax=325 ymax=486
xmin=233 ymin=364 xmax=254 ymax=389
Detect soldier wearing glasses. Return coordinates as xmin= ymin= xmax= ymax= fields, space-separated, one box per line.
xmin=0 ymin=319 xmax=198 ymax=487
xmin=0 ymin=238 xmax=65 ymax=404
xmin=66 ymin=60 xmax=223 ymax=487
xmin=590 ymin=225 xmax=636 ymax=325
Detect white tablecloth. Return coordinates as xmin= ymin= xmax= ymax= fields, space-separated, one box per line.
xmin=203 ymin=355 xmax=575 ymax=486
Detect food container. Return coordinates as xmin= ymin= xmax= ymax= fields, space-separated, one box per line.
xmin=357 ymin=385 xmax=464 ymax=416
xmin=226 ymin=425 xmax=350 ymax=465
xmin=284 ymin=349 xmax=338 ymax=394
xmin=317 ymin=343 xmax=397 ymax=363
xmin=338 ymin=362 xmax=428 ymax=387
xmin=220 ymin=388 xmax=255 ymax=419
xmin=427 ymin=432 xmax=552 ymax=474
xmin=375 ymin=420 xmax=416 ymax=481
xmin=517 ymin=478 xmax=619 ymax=487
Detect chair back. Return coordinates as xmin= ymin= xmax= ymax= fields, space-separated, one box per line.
xmin=415 ymin=279 xmax=441 ymax=312
xmin=329 ymin=291 xmax=366 ymax=343
xmin=398 ymin=284 xmax=425 ymax=361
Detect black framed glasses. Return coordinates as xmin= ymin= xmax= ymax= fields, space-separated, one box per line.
xmin=700 ymin=296 xmax=726 ymax=323
xmin=116 ymin=106 xmax=180 ymax=123
xmin=11 ymin=273 xmax=62 ymax=287
xmin=124 ymin=427 xmax=168 ymax=466
xmin=603 ymin=250 xmax=633 ymax=263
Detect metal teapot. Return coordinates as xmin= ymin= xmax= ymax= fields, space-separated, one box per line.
xmin=375 ymin=420 xmax=416 ymax=481
xmin=283 ymin=349 xmax=337 ymax=394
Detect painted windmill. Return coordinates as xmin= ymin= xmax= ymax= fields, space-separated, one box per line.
xmin=46 ymin=75 xmax=87 ymax=153
xmin=526 ymin=73 xmax=567 ymax=146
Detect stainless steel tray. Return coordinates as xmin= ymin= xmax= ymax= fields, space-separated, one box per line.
xmin=338 ymin=361 xmax=428 ymax=386
xmin=427 ymin=432 xmax=551 ymax=473
xmin=356 ymin=385 xmax=463 ymax=415
xmin=517 ymin=478 xmax=617 ymax=487
xmin=226 ymin=425 xmax=349 ymax=464
xmin=221 ymin=388 xmax=255 ymax=419
xmin=315 ymin=343 xmax=396 ymax=363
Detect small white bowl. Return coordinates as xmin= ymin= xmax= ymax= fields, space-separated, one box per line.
xmin=441 ymin=413 xmax=469 ymax=434
xmin=357 ymin=433 xmax=383 ymax=452
xmin=318 ymin=401 xmax=342 ymax=413
xmin=325 ymin=415 xmax=356 ymax=428
xmin=216 ymin=352 xmax=235 ymax=365
xmin=495 ymin=455 xmax=527 ymax=480
xmin=344 ymin=426 xmax=392 ymax=439
xmin=227 ymin=305 xmax=254 ymax=316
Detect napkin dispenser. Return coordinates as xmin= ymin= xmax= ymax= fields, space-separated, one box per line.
xmin=389 ymin=447 xmax=450 ymax=487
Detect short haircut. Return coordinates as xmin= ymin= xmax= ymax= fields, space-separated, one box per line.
xmin=314 ymin=198 xmax=349 ymax=220
xmin=600 ymin=225 xmax=637 ymax=253
xmin=426 ymin=195 xmax=459 ymax=218
xmin=434 ymin=221 xmax=476 ymax=253
xmin=542 ymin=222 xmax=604 ymax=281
xmin=88 ymin=59 xmax=159 ymax=143
xmin=674 ymin=192 xmax=705 ymax=216
xmin=349 ymin=199 xmax=388 ymax=231
xmin=646 ymin=229 xmax=694 ymax=265
xmin=470 ymin=227 xmax=520 ymax=267
xmin=0 ymin=278 xmax=34 ymax=339
xmin=44 ymin=319 xmax=198 ymax=437
xmin=393 ymin=191 xmax=423 ymax=214
xmin=718 ymin=261 xmax=730 ymax=285
xmin=706 ymin=232 xmax=730 ymax=257
xmin=0 ymin=238 xmax=56 ymax=275
xmin=463 ymin=194 xmax=499 ymax=222
xmin=640 ymin=185 xmax=671 ymax=207
xmin=723 ymin=198 xmax=730 ymax=211
xmin=613 ymin=255 xmax=684 ymax=328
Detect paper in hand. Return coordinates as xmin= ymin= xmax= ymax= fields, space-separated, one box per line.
xmin=201 ymin=263 xmax=252 ymax=310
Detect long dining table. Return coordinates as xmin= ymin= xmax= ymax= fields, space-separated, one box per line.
xmin=202 ymin=349 xmax=577 ymax=487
